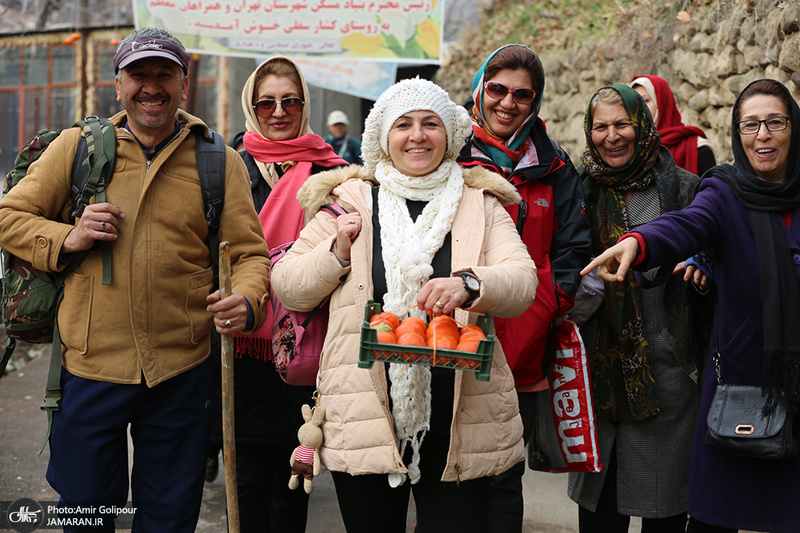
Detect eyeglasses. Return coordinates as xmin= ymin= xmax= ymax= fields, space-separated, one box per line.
xmin=737 ymin=116 xmax=790 ymax=135
xmin=252 ymin=97 xmax=304 ymax=118
xmin=483 ymin=81 xmax=536 ymax=105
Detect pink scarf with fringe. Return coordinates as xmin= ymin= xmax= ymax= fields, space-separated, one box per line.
xmin=235 ymin=132 xmax=347 ymax=360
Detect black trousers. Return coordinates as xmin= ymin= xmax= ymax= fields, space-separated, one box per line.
xmin=577 ymin=445 xmax=688 ymax=533
xmin=486 ymin=391 xmax=537 ymax=533
xmin=331 ymin=369 xmax=491 ymax=533
xmin=235 ymin=443 xmax=310 ymax=533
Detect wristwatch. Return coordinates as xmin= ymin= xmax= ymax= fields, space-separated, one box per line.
xmin=456 ymin=272 xmax=481 ymax=307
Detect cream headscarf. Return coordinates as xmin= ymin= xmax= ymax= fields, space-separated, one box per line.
xmin=240 ymin=56 xmax=314 ymax=188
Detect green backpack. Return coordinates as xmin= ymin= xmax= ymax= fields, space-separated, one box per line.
xmin=1 ymin=116 xmax=116 ymax=375
xmin=0 ymin=117 xmax=227 ymax=452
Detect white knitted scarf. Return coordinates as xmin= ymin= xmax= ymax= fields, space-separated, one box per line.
xmin=376 ymin=158 xmax=464 ymax=486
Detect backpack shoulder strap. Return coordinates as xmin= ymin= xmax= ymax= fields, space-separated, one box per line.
xmin=1 ymin=338 xmax=15 ymax=377
xmin=39 ymin=116 xmax=114 ymax=451
xmin=70 ymin=116 xmax=116 ymax=219
xmin=196 ymin=129 xmax=227 ymax=289
xmin=70 ymin=116 xmax=116 ymax=286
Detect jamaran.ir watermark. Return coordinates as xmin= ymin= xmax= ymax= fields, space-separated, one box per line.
xmin=1 ymin=499 xmax=137 ymax=532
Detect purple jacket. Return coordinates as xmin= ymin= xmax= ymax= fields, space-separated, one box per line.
xmin=636 ymin=175 xmax=800 ymax=532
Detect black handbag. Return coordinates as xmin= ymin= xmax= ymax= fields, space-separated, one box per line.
xmin=705 ymin=338 xmax=798 ymax=460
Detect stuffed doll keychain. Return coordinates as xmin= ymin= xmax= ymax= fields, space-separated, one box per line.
xmin=289 ymin=394 xmax=325 ymax=494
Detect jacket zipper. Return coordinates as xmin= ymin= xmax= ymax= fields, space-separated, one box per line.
xmin=516 ymin=199 xmax=528 ymax=236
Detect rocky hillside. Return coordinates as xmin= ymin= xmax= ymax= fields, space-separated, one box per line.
xmin=437 ymin=0 xmax=800 ymax=163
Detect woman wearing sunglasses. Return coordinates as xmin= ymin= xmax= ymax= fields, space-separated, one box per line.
xmin=457 ymin=44 xmax=591 ymax=532
xmin=213 ymin=56 xmax=347 ymax=533
xmin=580 ymin=79 xmax=800 ymax=533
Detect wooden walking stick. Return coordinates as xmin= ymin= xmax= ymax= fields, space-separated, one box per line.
xmin=219 ymin=241 xmax=240 ymax=532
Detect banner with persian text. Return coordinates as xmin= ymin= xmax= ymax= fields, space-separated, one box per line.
xmin=292 ymin=58 xmax=397 ymax=100
xmin=133 ymin=0 xmax=443 ymax=63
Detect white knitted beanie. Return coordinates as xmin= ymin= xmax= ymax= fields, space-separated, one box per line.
xmin=361 ymin=77 xmax=472 ymax=175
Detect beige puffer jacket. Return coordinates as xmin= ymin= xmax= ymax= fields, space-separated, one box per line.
xmin=271 ymin=165 xmax=537 ymax=481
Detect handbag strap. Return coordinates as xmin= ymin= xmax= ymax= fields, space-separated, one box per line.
xmin=712 ymin=322 xmax=722 ymax=384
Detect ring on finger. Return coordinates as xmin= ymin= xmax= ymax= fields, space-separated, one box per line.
xmin=434 ymin=301 xmax=444 ymax=308
xmin=225 ymin=318 xmax=232 ymax=328
xmin=348 ymin=219 xmax=356 ymax=225
xmin=100 ymin=221 xmax=106 ymax=231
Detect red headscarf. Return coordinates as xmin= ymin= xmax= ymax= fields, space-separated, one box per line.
xmin=631 ymin=75 xmax=707 ymax=174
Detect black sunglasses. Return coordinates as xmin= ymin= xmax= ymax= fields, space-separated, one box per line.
xmin=252 ymin=97 xmax=304 ymax=118
xmin=483 ymin=81 xmax=536 ymax=105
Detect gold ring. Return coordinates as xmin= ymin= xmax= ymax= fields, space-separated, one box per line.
xmin=225 ymin=318 xmax=232 ymax=328
xmin=434 ymin=301 xmax=444 ymax=308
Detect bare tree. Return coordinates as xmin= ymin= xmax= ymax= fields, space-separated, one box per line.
xmin=36 ymin=0 xmax=64 ymax=28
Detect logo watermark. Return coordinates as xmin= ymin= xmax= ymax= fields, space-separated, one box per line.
xmin=1 ymin=500 xmax=137 ymax=531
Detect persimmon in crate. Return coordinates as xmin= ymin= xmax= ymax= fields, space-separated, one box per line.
xmin=358 ymin=300 xmax=495 ymax=381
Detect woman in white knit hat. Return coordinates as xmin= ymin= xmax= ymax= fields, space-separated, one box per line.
xmin=209 ymin=56 xmax=348 ymax=533
xmin=271 ymin=77 xmax=537 ymax=532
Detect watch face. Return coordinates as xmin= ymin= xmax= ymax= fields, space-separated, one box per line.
xmin=464 ymin=275 xmax=480 ymax=291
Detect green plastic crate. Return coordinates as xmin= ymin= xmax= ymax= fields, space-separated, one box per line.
xmin=358 ymin=300 xmax=495 ymax=381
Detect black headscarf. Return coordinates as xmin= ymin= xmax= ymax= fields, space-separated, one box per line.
xmin=711 ymin=79 xmax=800 ymax=415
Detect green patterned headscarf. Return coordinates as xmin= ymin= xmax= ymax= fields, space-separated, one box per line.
xmin=582 ymin=85 xmax=661 ymax=422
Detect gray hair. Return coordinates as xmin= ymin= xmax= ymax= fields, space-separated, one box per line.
xmin=590 ymin=87 xmax=623 ymax=112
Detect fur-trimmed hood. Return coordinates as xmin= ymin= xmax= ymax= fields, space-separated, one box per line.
xmin=297 ymin=165 xmax=521 ymax=214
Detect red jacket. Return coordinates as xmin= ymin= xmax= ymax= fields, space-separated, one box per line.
xmin=458 ymin=122 xmax=591 ymax=387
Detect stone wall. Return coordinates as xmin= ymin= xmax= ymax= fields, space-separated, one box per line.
xmin=443 ymin=0 xmax=800 ymax=165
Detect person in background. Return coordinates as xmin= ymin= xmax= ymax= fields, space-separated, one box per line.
xmin=324 ymin=110 xmax=363 ymax=165
xmin=583 ymin=78 xmax=800 ymax=533
xmin=271 ymin=77 xmax=537 ymax=533
xmin=231 ymin=130 xmax=245 ymax=152
xmin=568 ymin=85 xmax=713 ymax=533
xmin=630 ymin=75 xmax=716 ymax=176
xmin=0 ymin=27 xmax=270 ymax=531
xmin=456 ymin=44 xmax=592 ymax=532
xmin=210 ymin=56 xmax=347 ymax=533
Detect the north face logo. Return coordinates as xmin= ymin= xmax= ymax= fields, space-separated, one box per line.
xmin=533 ymin=198 xmax=550 ymax=207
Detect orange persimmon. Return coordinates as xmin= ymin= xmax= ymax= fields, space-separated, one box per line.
xmin=396 ymin=316 xmax=427 ymax=337
xmin=377 ymin=311 xmax=400 ymax=330
xmin=456 ymin=338 xmax=480 ymax=353
xmin=458 ymin=332 xmax=483 ymax=345
xmin=431 ymin=315 xmax=457 ymax=328
xmin=460 ymin=324 xmax=486 ymax=339
xmin=397 ymin=331 xmax=426 ymax=347
xmin=369 ymin=313 xmax=394 ymax=331
xmin=428 ymin=335 xmax=458 ymax=350
xmin=426 ymin=316 xmax=458 ymax=341
xmin=376 ymin=329 xmax=397 ymax=344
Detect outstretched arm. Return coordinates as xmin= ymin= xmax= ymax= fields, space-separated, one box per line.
xmin=580 ymin=236 xmax=640 ymax=283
